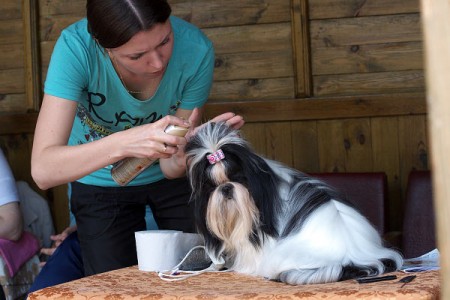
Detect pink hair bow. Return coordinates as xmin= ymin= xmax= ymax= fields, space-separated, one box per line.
xmin=207 ymin=149 xmax=225 ymax=164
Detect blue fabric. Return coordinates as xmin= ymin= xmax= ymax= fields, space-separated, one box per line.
xmin=27 ymin=232 xmax=83 ymax=294
xmin=44 ymin=16 xmax=214 ymax=187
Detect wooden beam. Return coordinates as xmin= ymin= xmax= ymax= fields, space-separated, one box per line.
xmin=0 ymin=112 xmax=38 ymax=135
xmin=22 ymin=0 xmax=41 ymax=111
xmin=0 ymin=93 xmax=425 ymax=135
xmin=291 ymin=0 xmax=312 ymax=97
xmin=205 ymin=92 xmax=426 ymax=122
xmin=420 ymin=0 xmax=450 ymax=298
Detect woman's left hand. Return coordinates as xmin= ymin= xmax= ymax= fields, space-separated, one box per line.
xmin=186 ymin=108 xmax=245 ymax=140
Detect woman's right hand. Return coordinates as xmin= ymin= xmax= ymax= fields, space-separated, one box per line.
xmin=116 ymin=115 xmax=191 ymax=160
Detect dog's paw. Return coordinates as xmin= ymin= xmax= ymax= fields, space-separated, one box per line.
xmin=279 ymin=269 xmax=308 ymax=285
xmin=278 ymin=266 xmax=342 ymax=285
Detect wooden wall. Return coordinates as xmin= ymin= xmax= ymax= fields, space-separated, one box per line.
xmin=0 ymin=0 xmax=427 ymax=234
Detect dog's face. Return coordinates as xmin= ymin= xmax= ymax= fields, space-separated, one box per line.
xmin=185 ymin=122 xmax=278 ymax=255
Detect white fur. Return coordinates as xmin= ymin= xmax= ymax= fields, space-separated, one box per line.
xmin=186 ymin=122 xmax=403 ymax=285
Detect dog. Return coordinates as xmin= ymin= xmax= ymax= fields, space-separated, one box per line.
xmin=184 ymin=122 xmax=403 ymax=285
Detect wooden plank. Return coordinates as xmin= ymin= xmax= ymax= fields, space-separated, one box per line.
xmin=371 ymin=116 xmax=401 ymax=231
xmin=205 ymin=93 xmax=426 ymax=123
xmin=317 ymin=120 xmax=346 ymax=172
xmin=38 ymin=0 xmax=290 ymax=28
xmin=313 ymin=70 xmax=425 ymax=96
xmin=0 ymin=0 xmax=22 ymax=20
xmin=171 ymin=0 xmax=290 ymax=28
xmin=39 ymin=15 xmax=80 ymax=42
xmin=421 ymin=0 xmax=450 ymax=297
xmin=214 ymin=49 xmax=293 ymax=81
xmin=310 ymin=14 xmax=422 ymax=49
xmin=341 ymin=118 xmax=373 ymax=171
xmin=0 ymin=112 xmax=38 ymax=135
xmin=0 ymin=44 xmax=24 ymax=70
xmin=38 ymin=0 xmax=86 ymax=17
xmin=291 ymin=0 xmax=312 ymax=97
xmin=209 ymin=77 xmax=295 ymax=102
xmin=23 ymin=0 xmax=42 ymax=111
xmin=398 ymin=114 xmax=428 ymax=177
xmin=0 ymin=94 xmax=28 ymax=112
xmin=40 ymin=41 xmax=56 ymax=68
xmin=240 ymin=122 xmax=268 ymax=157
xmin=0 ymin=134 xmax=33 ymax=187
xmin=265 ymin=122 xmax=293 ymax=166
xmin=309 ymin=0 xmax=420 ymax=20
xmin=312 ymin=41 xmax=423 ymax=76
xmin=204 ymin=22 xmax=291 ymax=54
xmin=0 ymin=19 xmax=24 ymax=45
xmin=0 ymin=69 xmax=25 ymax=94
xmin=291 ymin=120 xmax=319 ymax=172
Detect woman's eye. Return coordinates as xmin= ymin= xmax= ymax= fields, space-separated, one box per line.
xmin=130 ymin=54 xmax=143 ymax=60
xmin=160 ymin=37 xmax=170 ymax=46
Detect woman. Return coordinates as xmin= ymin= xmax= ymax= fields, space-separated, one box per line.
xmin=31 ymin=0 xmax=244 ymax=276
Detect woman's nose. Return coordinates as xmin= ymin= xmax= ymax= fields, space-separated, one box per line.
xmin=146 ymin=51 xmax=163 ymax=70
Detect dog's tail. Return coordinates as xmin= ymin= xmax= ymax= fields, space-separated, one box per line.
xmin=267 ymin=199 xmax=403 ymax=285
xmin=330 ymin=199 xmax=403 ymax=278
xmin=304 ymin=199 xmax=403 ymax=284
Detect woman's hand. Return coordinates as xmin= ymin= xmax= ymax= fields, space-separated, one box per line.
xmin=116 ymin=115 xmax=191 ymax=160
xmin=39 ymin=225 xmax=78 ymax=266
xmin=185 ymin=108 xmax=245 ymax=140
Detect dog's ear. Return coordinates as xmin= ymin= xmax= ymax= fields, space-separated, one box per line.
xmin=221 ymin=144 xmax=280 ymax=236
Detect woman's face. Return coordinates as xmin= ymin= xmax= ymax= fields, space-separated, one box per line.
xmin=109 ymin=20 xmax=174 ymax=79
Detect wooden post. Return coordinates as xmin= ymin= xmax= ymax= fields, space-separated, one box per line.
xmin=420 ymin=0 xmax=450 ymax=298
xmin=22 ymin=0 xmax=41 ymax=111
xmin=290 ymin=0 xmax=311 ymax=98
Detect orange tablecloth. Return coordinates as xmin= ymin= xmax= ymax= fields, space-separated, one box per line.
xmin=28 ymin=266 xmax=440 ymax=300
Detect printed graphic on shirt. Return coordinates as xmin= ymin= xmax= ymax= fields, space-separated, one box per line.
xmin=76 ymin=92 xmax=182 ymax=144
xmin=77 ymin=104 xmax=111 ymax=143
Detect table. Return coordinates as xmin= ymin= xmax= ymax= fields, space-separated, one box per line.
xmin=28 ymin=266 xmax=440 ymax=299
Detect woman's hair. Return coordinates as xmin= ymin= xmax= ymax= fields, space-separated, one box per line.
xmin=86 ymin=0 xmax=172 ymax=48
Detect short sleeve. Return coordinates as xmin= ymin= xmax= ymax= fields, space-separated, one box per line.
xmin=179 ymin=45 xmax=215 ymax=110
xmin=0 ymin=150 xmax=19 ymax=206
xmin=44 ymin=27 xmax=89 ymax=101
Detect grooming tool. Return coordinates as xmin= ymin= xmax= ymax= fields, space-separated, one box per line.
xmin=356 ymin=275 xmax=398 ymax=284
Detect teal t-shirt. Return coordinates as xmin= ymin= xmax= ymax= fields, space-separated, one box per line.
xmin=44 ymin=16 xmax=214 ymax=187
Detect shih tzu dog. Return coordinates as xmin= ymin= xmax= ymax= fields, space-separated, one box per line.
xmin=184 ymin=122 xmax=403 ymax=285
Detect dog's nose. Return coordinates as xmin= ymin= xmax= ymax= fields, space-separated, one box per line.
xmin=220 ymin=183 xmax=234 ymax=198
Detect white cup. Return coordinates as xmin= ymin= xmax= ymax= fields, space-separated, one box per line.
xmin=135 ymin=230 xmax=203 ymax=272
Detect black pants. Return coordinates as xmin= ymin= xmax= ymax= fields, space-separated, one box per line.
xmin=70 ymin=177 xmax=195 ymax=276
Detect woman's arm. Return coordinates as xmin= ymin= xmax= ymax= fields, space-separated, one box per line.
xmin=0 ymin=202 xmax=23 ymax=241
xmin=32 ymin=94 xmax=191 ymax=190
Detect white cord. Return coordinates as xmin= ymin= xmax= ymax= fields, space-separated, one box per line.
xmin=157 ymin=245 xmax=228 ymax=282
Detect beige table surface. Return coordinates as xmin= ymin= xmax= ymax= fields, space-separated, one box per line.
xmin=28 ymin=266 xmax=440 ymax=300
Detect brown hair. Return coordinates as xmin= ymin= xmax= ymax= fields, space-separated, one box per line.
xmin=86 ymin=0 xmax=172 ymax=48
